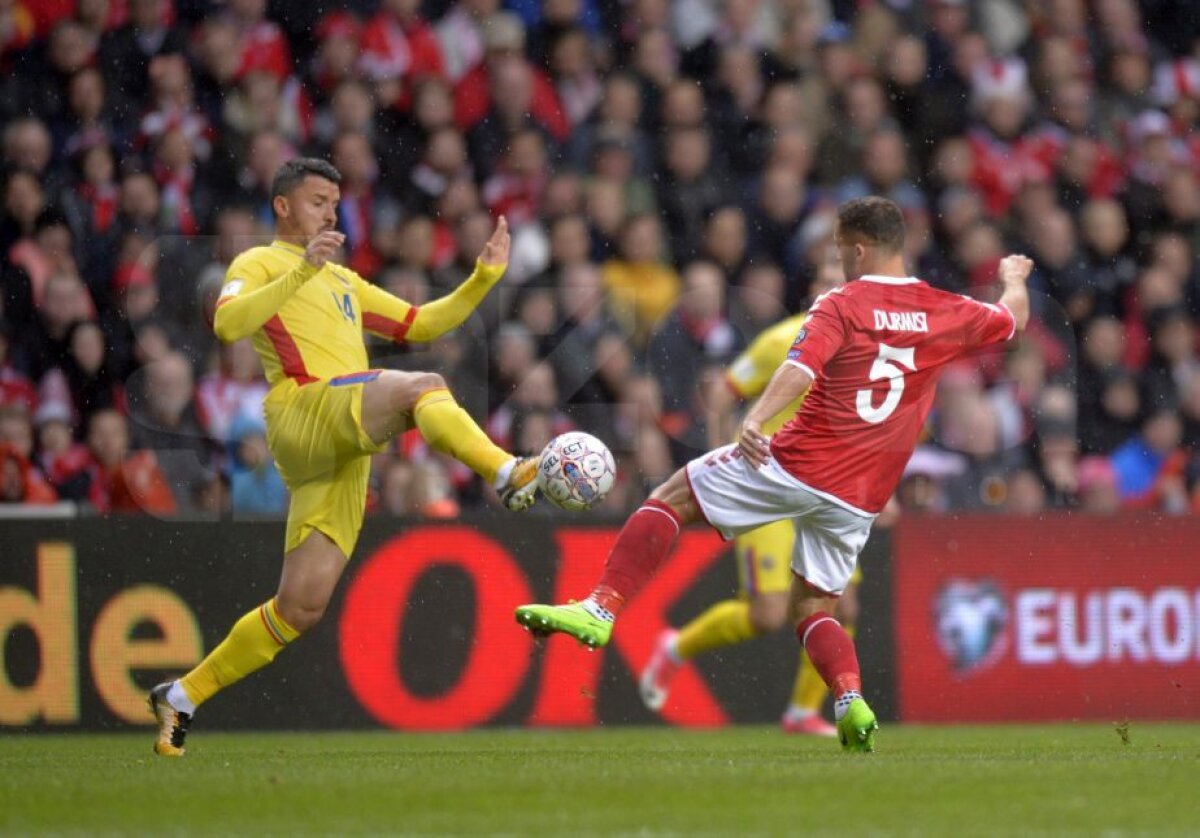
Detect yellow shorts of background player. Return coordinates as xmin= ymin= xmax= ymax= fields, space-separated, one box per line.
xmin=735 ymin=518 xmax=864 ymax=597
xmin=263 ymin=371 xmax=388 ymax=558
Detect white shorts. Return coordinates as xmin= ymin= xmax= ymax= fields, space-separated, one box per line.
xmin=684 ymin=444 xmax=875 ymax=595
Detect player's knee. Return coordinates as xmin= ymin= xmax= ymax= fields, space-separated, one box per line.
xmin=383 ymin=371 xmax=447 ymax=414
xmin=648 ymin=469 xmax=691 ymax=513
xmin=788 ymin=589 xmax=833 ymax=629
xmin=748 ymin=594 xmax=788 ymax=633
xmin=276 ymin=600 xmax=326 ymax=633
xmin=415 ymin=371 xmax=446 ymax=395
xmin=835 ymin=587 xmax=860 ymax=626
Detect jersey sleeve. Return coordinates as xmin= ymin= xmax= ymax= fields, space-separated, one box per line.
xmin=726 ymin=321 xmax=796 ymax=398
xmin=352 ymin=273 xmax=420 ymax=343
xmin=784 ymin=293 xmax=847 ymax=380
xmin=213 ymin=250 xmax=319 ymax=342
xmin=956 ymin=297 xmax=1017 ymax=349
xmin=401 ymin=260 xmax=506 ymax=342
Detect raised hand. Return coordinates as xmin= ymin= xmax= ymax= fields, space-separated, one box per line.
xmin=998 ymin=254 xmax=1033 ymax=286
xmin=478 ymin=216 xmax=510 ymax=267
xmin=304 ymin=231 xmax=345 ymax=268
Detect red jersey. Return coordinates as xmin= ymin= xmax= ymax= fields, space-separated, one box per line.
xmin=772 ymin=274 xmax=1015 ymax=514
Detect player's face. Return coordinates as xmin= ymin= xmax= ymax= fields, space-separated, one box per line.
xmin=277 ymin=176 xmax=340 ymax=241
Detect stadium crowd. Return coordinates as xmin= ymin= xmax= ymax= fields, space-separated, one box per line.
xmin=0 ymin=0 xmax=1198 ymax=519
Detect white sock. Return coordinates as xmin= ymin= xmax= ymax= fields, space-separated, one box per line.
xmin=665 ymin=638 xmax=684 ymax=665
xmin=783 ymin=704 xmax=815 ymax=721
xmin=833 ymin=690 xmax=862 ymax=722
xmin=580 ymin=598 xmax=615 ymax=623
xmin=492 ymin=457 xmax=516 ymax=491
xmin=166 ymin=680 xmax=196 ymax=715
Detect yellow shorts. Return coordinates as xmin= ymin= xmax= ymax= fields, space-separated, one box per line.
xmin=734 ymin=518 xmax=864 ymax=597
xmin=264 ymin=373 xmax=387 ymax=558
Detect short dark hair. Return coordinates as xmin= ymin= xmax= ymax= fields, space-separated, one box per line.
xmin=837 ymin=196 xmax=906 ymax=253
xmin=270 ymin=158 xmax=342 ymax=200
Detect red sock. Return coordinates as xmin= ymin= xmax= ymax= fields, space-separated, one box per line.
xmin=797 ymin=613 xmax=862 ymax=698
xmin=590 ymin=500 xmax=681 ymax=615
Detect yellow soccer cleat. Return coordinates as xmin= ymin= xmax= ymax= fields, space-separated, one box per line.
xmin=498 ymin=456 xmax=539 ymax=511
xmin=148 ymin=683 xmax=192 ymax=757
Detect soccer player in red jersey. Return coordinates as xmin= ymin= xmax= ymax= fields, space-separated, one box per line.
xmin=517 ymin=197 xmax=1033 ymax=751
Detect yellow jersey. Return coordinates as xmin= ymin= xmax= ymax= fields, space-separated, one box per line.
xmin=724 ymin=312 xmax=809 ymax=435
xmin=213 ymin=239 xmax=503 ymax=386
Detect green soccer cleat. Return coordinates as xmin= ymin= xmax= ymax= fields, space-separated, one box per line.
xmin=837 ymin=697 xmax=878 ymax=753
xmin=515 ymin=602 xmax=613 ymax=648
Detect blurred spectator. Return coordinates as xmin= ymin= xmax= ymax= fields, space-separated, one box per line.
xmin=1077 ymin=455 xmax=1121 ymax=515
xmin=0 ymin=439 xmax=57 ymax=503
xmin=59 ymin=319 xmax=124 ymax=427
xmin=228 ymin=0 xmax=292 ymax=84
xmin=436 ymin=0 xmax=499 ymax=84
xmin=549 ymin=27 xmax=602 ymax=128
xmin=453 ymin=12 xmax=568 ymax=142
xmin=308 ymin=13 xmax=362 ymax=96
xmin=24 ymin=271 xmax=94 ymax=380
xmin=487 ymin=362 xmax=573 ymax=451
xmin=747 ymin=164 xmax=815 ymax=273
xmin=656 ymin=126 xmax=730 ymax=262
xmin=228 ymin=413 xmax=286 ymax=516
xmin=482 ymin=128 xmax=549 ymax=226
xmin=360 ymin=0 xmax=444 ymax=112
xmin=547 ymin=262 xmax=617 ymax=406
xmin=1111 ymin=406 xmax=1189 ymax=511
xmin=98 ymin=0 xmax=186 ymax=119
xmin=195 ymin=339 xmax=267 ymax=446
xmin=602 ymin=213 xmax=680 ymax=347
xmin=84 ymin=407 xmax=176 ymax=515
xmin=34 ymin=398 xmax=89 ymax=498
xmin=128 ymin=351 xmax=211 ymax=510
xmin=0 ymin=323 xmax=35 ymax=411
xmin=1003 ymin=468 xmax=1048 ymax=516
xmin=646 ymin=261 xmax=738 ymax=454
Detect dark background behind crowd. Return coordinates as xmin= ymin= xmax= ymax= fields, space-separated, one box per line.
xmin=0 ymin=0 xmax=1197 ymax=520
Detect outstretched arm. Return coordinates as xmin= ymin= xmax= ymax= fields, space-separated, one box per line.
xmin=213 ymin=232 xmax=344 ymax=343
xmin=358 ymin=217 xmax=511 ymax=343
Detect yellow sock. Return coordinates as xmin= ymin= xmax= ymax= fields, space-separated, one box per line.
xmin=179 ymin=598 xmax=300 ymax=709
xmin=791 ymin=624 xmax=855 ymax=712
xmin=413 ymin=388 xmax=510 ymax=484
xmin=674 ymin=600 xmax=758 ymax=660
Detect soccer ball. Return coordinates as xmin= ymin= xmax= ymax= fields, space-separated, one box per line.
xmin=537 ymin=432 xmax=616 ymax=511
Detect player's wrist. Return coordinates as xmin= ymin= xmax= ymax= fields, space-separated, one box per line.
xmin=473 ymin=259 xmax=506 ymax=283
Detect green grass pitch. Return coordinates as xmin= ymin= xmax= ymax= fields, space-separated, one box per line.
xmin=3 ymin=725 xmax=1199 ymax=835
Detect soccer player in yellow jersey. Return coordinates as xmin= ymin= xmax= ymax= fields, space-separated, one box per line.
xmin=638 ymin=270 xmax=861 ymax=736
xmin=148 ymin=158 xmax=539 ymax=756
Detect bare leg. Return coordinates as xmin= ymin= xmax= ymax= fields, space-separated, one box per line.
xmin=275 ymin=530 xmax=348 ymax=632
xmin=359 ymin=370 xmax=446 ymax=446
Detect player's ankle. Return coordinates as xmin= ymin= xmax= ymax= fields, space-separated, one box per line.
xmin=492 ymin=457 xmax=516 ymax=491
xmin=587 ymin=584 xmax=626 ymax=619
xmin=166 ymin=680 xmax=196 ymax=715
xmin=833 ymin=690 xmax=862 ymax=721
